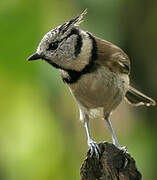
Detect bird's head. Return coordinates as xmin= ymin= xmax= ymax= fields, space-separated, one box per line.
xmin=27 ymin=9 xmax=92 ymax=71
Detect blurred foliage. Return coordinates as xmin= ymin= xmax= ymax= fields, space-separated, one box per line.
xmin=0 ymin=0 xmax=157 ymax=179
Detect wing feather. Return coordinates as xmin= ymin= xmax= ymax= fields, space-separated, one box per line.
xmin=125 ymin=86 xmax=156 ymax=106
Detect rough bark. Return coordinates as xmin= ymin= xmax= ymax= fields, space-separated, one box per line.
xmin=80 ymin=142 xmax=142 ymax=180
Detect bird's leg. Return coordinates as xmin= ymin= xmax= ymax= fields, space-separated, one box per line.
xmin=84 ymin=120 xmax=100 ymax=157
xmin=105 ymin=115 xmax=120 ymax=148
xmin=105 ymin=114 xmax=127 ymax=152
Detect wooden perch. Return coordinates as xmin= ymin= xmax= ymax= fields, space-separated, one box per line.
xmin=80 ymin=142 xmax=142 ymax=180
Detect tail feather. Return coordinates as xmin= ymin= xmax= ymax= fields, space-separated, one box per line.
xmin=125 ymin=86 xmax=156 ymax=106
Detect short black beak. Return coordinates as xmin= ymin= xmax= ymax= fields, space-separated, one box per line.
xmin=27 ymin=53 xmax=42 ymax=61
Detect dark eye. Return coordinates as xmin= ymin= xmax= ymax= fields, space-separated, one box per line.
xmin=48 ymin=41 xmax=59 ymax=50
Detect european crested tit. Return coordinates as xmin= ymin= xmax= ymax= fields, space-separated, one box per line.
xmin=27 ymin=10 xmax=156 ymax=156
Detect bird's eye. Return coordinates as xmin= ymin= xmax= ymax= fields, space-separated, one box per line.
xmin=48 ymin=41 xmax=59 ymax=50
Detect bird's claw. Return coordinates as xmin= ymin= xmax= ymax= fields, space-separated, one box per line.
xmin=119 ymin=146 xmax=127 ymax=153
xmin=88 ymin=140 xmax=100 ymax=158
xmin=118 ymin=145 xmax=128 ymax=168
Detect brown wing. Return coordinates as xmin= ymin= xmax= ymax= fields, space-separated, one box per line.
xmin=92 ymin=35 xmax=156 ymax=106
xmin=94 ymin=35 xmax=130 ymax=74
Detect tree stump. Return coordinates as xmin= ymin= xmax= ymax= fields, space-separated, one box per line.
xmin=80 ymin=142 xmax=142 ymax=180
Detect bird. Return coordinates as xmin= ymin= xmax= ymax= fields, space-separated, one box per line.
xmin=27 ymin=9 xmax=156 ymax=156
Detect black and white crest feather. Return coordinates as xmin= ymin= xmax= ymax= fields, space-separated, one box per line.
xmin=56 ymin=9 xmax=87 ymax=36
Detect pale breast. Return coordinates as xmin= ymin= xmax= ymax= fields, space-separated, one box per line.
xmin=68 ymin=66 xmax=129 ymax=117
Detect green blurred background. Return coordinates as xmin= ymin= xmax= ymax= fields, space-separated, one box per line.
xmin=0 ymin=0 xmax=157 ymax=179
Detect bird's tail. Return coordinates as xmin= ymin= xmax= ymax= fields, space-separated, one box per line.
xmin=125 ymin=86 xmax=156 ymax=106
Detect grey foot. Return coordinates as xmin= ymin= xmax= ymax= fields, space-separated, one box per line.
xmin=118 ymin=146 xmax=128 ymax=168
xmin=113 ymin=142 xmax=127 ymax=153
xmin=119 ymin=146 xmax=127 ymax=153
xmin=88 ymin=140 xmax=100 ymax=158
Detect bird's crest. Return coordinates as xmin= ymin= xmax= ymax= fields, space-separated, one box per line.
xmin=55 ymin=9 xmax=87 ymax=36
